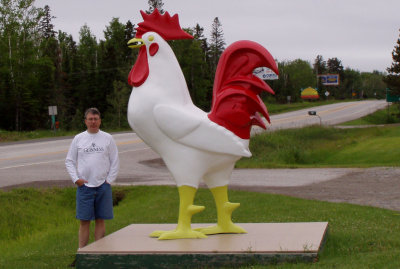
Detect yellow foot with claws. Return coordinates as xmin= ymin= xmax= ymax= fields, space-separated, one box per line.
xmin=150 ymin=229 xmax=207 ymax=240
xmin=195 ymin=223 xmax=247 ymax=235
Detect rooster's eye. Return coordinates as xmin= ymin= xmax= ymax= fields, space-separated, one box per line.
xmin=148 ymin=35 xmax=154 ymax=42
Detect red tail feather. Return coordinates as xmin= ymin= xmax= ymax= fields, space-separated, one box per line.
xmin=208 ymin=40 xmax=278 ymax=139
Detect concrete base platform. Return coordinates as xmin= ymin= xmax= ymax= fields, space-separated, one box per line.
xmin=77 ymin=222 xmax=328 ymax=268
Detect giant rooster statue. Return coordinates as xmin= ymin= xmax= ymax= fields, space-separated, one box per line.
xmin=127 ymin=9 xmax=278 ymax=240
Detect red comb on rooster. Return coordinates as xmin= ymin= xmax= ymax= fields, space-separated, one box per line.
xmin=135 ymin=9 xmax=193 ymax=40
xmin=127 ymin=8 xmax=278 ymax=240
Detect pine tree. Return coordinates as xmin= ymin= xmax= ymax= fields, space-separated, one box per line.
xmin=38 ymin=5 xmax=62 ymax=127
xmin=209 ymin=17 xmax=225 ymax=74
xmin=327 ymin=57 xmax=344 ymax=74
xmin=106 ymin=81 xmax=130 ymax=129
xmin=313 ymin=55 xmax=327 ymax=95
xmin=384 ymin=29 xmax=400 ymax=117
xmin=193 ymin=23 xmax=209 ymax=62
xmin=38 ymin=5 xmax=56 ymax=39
xmin=327 ymin=57 xmax=344 ymax=98
xmin=170 ymin=28 xmax=212 ymax=111
xmin=75 ymin=25 xmax=100 ymax=114
xmin=125 ymin=20 xmax=137 ymax=64
xmin=146 ymin=0 xmax=164 ymax=14
xmin=384 ymin=29 xmax=400 ymax=95
xmin=313 ymin=55 xmax=326 ymax=75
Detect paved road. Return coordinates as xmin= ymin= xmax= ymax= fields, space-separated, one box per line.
xmin=0 ymin=100 xmax=388 ymax=189
xmin=254 ymin=99 xmax=387 ymax=133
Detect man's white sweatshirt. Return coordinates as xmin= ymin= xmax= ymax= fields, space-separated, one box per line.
xmin=65 ymin=130 xmax=119 ymax=187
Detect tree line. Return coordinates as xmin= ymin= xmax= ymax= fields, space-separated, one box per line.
xmin=0 ymin=0 xmax=394 ymax=131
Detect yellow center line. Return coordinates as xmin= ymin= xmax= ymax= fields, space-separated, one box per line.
xmin=116 ymin=139 xmax=143 ymax=146
xmin=271 ymin=102 xmax=365 ymax=124
xmin=318 ymin=102 xmax=365 ymax=116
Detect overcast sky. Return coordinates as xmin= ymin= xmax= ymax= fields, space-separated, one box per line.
xmin=34 ymin=0 xmax=400 ymax=73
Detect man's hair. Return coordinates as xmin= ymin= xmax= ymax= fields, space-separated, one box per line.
xmin=84 ymin=107 xmax=101 ymax=119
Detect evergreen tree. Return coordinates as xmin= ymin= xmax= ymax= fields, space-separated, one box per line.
xmin=384 ymin=29 xmax=400 ymax=95
xmin=327 ymin=57 xmax=344 ymax=98
xmin=38 ymin=5 xmax=56 ymax=39
xmin=75 ymin=25 xmax=100 ymax=114
xmin=313 ymin=55 xmax=327 ymax=96
xmin=146 ymin=0 xmax=164 ymax=14
xmin=170 ymin=28 xmax=213 ymax=111
xmin=209 ymin=17 xmax=225 ymax=74
xmin=56 ymin=31 xmax=78 ymax=129
xmin=38 ymin=5 xmax=62 ymax=128
xmin=327 ymin=57 xmax=344 ymax=74
xmin=102 ymin=18 xmax=128 ymax=78
xmin=105 ymin=80 xmax=130 ymax=129
xmin=125 ymin=20 xmax=136 ymax=63
xmin=98 ymin=18 xmax=134 ymax=123
xmin=313 ymin=55 xmax=327 ymax=75
xmin=193 ymin=23 xmax=209 ymax=63
xmin=384 ymin=29 xmax=400 ymax=117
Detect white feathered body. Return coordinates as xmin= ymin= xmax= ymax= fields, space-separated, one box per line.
xmin=127 ymin=32 xmax=250 ymax=188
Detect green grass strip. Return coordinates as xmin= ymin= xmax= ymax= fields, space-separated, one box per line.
xmin=341 ymin=104 xmax=400 ymax=125
xmin=237 ymin=125 xmax=400 ymax=168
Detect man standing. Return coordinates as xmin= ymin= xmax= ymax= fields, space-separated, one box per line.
xmin=66 ymin=107 xmax=119 ymax=251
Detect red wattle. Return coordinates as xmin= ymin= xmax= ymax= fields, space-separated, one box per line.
xmin=128 ymin=46 xmax=149 ymax=87
xmin=149 ymin=43 xmax=159 ymax=56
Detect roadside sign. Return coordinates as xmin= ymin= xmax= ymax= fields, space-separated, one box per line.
xmin=319 ymin=74 xmax=339 ymax=86
xmin=48 ymin=106 xmax=57 ymax=115
xmin=253 ymin=67 xmax=278 ymax=80
xmin=386 ymin=89 xmax=400 ymax=102
xmin=386 ymin=92 xmax=400 ymax=103
xmin=48 ymin=106 xmax=57 ymax=132
xmin=387 ymin=94 xmax=400 ymax=102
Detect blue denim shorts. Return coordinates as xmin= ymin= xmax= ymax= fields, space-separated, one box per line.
xmin=76 ymin=182 xmax=113 ymax=220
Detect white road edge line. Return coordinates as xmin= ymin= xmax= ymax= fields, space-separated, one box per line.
xmin=0 ymin=147 xmax=151 ymax=170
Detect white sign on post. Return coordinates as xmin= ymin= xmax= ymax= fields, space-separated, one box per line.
xmin=253 ymin=67 xmax=279 ymax=80
xmin=48 ymin=106 xmax=58 ymax=116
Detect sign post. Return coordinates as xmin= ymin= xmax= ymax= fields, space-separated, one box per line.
xmin=48 ymin=106 xmax=58 ymax=131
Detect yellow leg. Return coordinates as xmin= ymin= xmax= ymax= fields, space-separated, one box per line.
xmin=150 ymin=185 xmax=207 ymax=240
xmin=195 ymin=185 xmax=247 ymax=235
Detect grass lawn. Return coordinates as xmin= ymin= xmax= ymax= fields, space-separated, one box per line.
xmin=0 ymin=186 xmax=399 ymax=269
xmin=237 ymin=125 xmax=400 ymax=168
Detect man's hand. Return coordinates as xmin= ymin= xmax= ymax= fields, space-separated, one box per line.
xmin=75 ymin=179 xmax=88 ymax=187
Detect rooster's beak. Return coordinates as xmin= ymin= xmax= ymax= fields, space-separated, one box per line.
xmin=128 ymin=38 xmax=144 ymax=49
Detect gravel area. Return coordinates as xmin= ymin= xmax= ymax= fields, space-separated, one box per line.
xmin=231 ymin=167 xmax=400 ymax=212
xmin=2 ymin=164 xmax=399 ymax=212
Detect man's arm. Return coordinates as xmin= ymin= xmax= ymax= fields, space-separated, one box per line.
xmin=106 ymin=137 xmax=119 ymax=184
xmin=65 ymin=137 xmax=84 ymax=185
